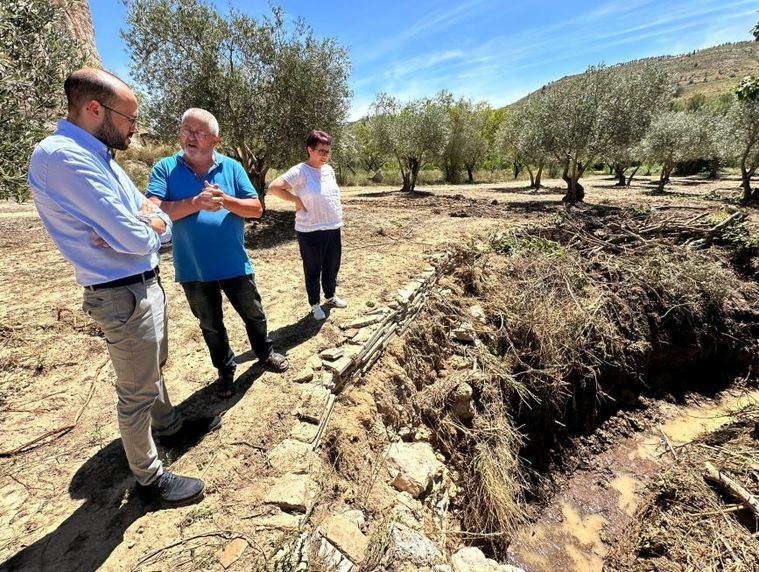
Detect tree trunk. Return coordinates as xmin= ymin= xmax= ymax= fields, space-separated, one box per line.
xmin=444 ymin=158 xmax=460 ymax=184
xmin=408 ymin=157 xmax=421 ymax=192
xmin=398 ymin=157 xmax=412 ymax=192
xmin=741 ymin=164 xmax=753 ymax=201
xmin=465 ymin=162 xmax=474 ymax=183
xmin=562 ymin=158 xmax=585 ymax=203
xmin=247 ymin=163 xmax=269 ymax=213
xmin=626 ymin=165 xmax=641 ymax=186
xmin=512 ymin=161 xmax=522 ymax=180
xmin=654 ymin=165 xmax=670 ymax=194
xmin=401 ymin=172 xmax=412 ymax=192
xmin=708 ymin=158 xmax=719 ymax=179
xmin=614 ymin=164 xmax=626 ymax=186
xmin=533 ymin=163 xmax=544 ymax=189
xmin=561 ymin=158 xmax=570 ymax=188
xmin=526 ymin=165 xmax=534 ymax=188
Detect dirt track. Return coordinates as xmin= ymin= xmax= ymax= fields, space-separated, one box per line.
xmin=0 ymin=175 xmax=756 ymax=571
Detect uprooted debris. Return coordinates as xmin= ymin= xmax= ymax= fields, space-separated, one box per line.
xmin=606 ymin=403 xmax=759 ymax=571
xmin=322 ymin=206 xmax=759 ymax=566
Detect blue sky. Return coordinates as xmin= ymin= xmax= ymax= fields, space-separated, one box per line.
xmin=90 ymin=0 xmax=757 ymax=120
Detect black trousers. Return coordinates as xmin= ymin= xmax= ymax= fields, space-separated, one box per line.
xmin=296 ymin=228 xmax=342 ymax=306
xmin=182 ymin=274 xmax=273 ymax=376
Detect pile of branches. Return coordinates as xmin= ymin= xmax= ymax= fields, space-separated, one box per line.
xmin=539 ymin=207 xmax=753 ymax=254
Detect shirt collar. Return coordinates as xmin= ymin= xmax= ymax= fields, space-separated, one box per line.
xmin=178 ymin=150 xmax=222 ymax=169
xmin=56 ymin=119 xmax=110 ymax=159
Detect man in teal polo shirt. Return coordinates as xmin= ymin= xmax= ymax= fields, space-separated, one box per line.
xmin=147 ymin=108 xmax=288 ymax=397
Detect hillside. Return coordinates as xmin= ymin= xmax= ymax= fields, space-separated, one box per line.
xmin=516 ymin=40 xmax=759 ymax=104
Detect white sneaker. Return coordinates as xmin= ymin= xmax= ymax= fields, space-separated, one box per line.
xmin=325 ymin=296 xmax=348 ymax=308
xmin=312 ymin=304 xmax=326 ymax=320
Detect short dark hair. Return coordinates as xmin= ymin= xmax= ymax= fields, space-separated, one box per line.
xmin=306 ymin=130 xmax=332 ymax=149
xmin=63 ymin=68 xmax=124 ymax=112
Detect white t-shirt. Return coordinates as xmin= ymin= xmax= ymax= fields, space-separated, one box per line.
xmin=282 ymin=162 xmax=343 ymax=233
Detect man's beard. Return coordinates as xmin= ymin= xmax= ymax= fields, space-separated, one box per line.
xmin=94 ymin=115 xmax=130 ymax=151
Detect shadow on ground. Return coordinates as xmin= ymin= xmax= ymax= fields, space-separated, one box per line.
xmin=0 ymin=311 xmax=329 ymax=571
xmin=244 ymin=209 xmax=297 ymax=250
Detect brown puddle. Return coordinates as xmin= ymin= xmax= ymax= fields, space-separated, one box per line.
xmin=507 ymin=390 xmax=759 ymax=571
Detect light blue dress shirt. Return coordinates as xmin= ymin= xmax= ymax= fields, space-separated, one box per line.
xmin=28 ymin=120 xmax=172 ymax=287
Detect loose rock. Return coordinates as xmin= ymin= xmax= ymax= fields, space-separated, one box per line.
xmin=216 ymin=538 xmax=247 ymax=569
xmin=380 ymin=523 xmax=444 ymax=568
xmin=321 ymin=347 xmax=345 ymax=360
xmin=264 ymin=474 xmax=317 ymax=513
xmin=451 ymin=547 xmax=525 ymax=572
xmin=451 ymin=382 xmax=475 ymax=420
xmin=293 ymin=367 xmax=314 ymax=384
xmin=267 ymin=439 xmax=320 ymax=474
xmin=386 ymin=442 xmax=444 ymax=498
xmin=290 ymin=421 xmax=319 ymax=443
xmin=318 ymin=514 xmax=369 ymax=564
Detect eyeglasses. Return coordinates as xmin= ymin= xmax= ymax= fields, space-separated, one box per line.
xmin=180 ymin=127 xmax=213 ymax=139
xmin=98 ymin=102 xmax=138 ymax=127
xmin=311 ymin=147 xmax=331 ymax=156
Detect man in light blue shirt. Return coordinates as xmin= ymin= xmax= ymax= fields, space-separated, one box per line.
xmin=28 ymin=68 xmax=217 ymax=505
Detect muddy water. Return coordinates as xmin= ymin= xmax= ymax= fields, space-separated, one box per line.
xmin=507 ymin=390 xmax=759 ymax=571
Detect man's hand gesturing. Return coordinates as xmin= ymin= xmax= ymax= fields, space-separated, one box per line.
xmin=193 ymin=180 xmax=224 ymax=212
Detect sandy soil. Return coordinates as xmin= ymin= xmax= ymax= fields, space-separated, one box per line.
xmin=0 ymin=175 xmax=756 ymax=571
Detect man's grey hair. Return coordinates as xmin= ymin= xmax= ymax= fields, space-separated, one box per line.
xmin=181 ymin=108 xmax=219 ymax=136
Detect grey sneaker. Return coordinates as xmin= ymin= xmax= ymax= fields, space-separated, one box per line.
xmin=312 ymin=304 xmax=326 ymax=320
xmin=136 ymin=471 xmax=205 ymax=504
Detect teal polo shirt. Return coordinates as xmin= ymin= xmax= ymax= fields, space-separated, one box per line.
xmin=147 ymin=152 xmax=257 ymax=283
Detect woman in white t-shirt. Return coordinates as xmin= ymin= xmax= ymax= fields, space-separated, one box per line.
xmin=267 ymin=130 xmax=346 ymax=320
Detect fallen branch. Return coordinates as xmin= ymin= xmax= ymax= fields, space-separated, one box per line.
xmin=704 ymin=462 xmax=759 ymax=520
xmin=0 ymin=357 xmax=110 ymax=457
xmin=659 ymin=427 xmax=677 ymax=459
xmin=132 ymin=529 xmax=265 ymax=570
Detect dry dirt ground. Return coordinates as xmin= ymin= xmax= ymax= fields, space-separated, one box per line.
xmin=0 ymin=175 xmax=757 ymax=571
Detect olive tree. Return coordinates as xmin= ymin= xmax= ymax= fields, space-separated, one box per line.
xmin=460 ymin=102 xmax=495 ymax=183
xmin=637 ymin=111 xmax=711 ymax=193
xmin=352 ymin=119 xmax=388 ymax=178
xmin=368 ymin=93 xmax=449 ymax=192
xmin=532 ymin=66 xmax=613 ymax=203
xmin=438 ymin=92 xmax=493 ymax=183
xmin=727 ymin=76 xmax=759 ymax=200
xmin=122 ymin=0 xmax=351 ymax=194
xmin=1 ymin=0 xmax=85 ymax=201
xmin=504 ymin=95 xmax=555 ymax=189
xmin=438 ymin=91 xmax=465 ymax=183
xmin=602 ymin=64 xmax=670 ymax=186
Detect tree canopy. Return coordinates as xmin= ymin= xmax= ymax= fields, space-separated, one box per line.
xmin=122 ymin=0 xmax=351 ymax=193
xmin=367 ymin=93 xmax=449 ymax=192
xmin=1 ymin=0 xmax=85 ymax=201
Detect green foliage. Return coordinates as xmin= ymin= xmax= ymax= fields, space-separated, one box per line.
xmin=0 ymin=0 xmax=86 ymax=201
xmin=637 ymin=110 xmax=714 ymax=190
xmin=122 ymin=0 xmax=351 ymax=193
xmin=753 ymin=21 xmax=759 ymax=41
xmin=723 ymin=92 xmax=759 ymax=199
xmin=351 ymin=119 xmax=388 ymax=174
xmin=493 ymin=233 xmax=565 ymax=258
xmin=366 ymin=93 xmax=449 ymax=191
xmin=438 ymin=92 xmax=496 ymax=183
xmin=736 ymin=75 xmax=759 ymax=102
